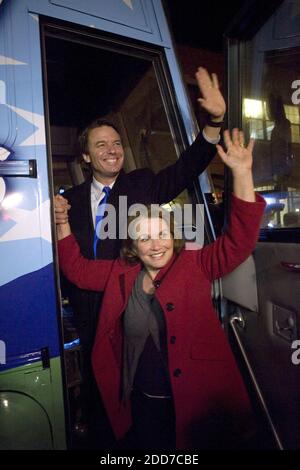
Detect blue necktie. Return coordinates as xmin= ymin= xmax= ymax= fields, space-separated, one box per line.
xmin=93 ymin=186 xmax=111 ymax=258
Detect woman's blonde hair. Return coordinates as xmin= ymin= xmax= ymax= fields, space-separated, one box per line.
xmin=121 ymin=205 xmax=185 ymax=265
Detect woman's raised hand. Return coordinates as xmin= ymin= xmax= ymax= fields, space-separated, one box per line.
xmin=216 ymin=129 xmax=254 ymax=175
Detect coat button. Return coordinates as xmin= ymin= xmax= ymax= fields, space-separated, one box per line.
xmin=170 ymin=336 xmax=176 ymax=344
xmin=173 ymin=368 xmax=181 ymax=377
xmin=166 ymin=302 xmax=174 ymax=311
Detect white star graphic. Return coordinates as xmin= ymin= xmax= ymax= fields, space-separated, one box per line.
xmin=0 ymin=178 xmax=5 ymax=203
xmin=0 ymin=80 xmax=6 ymax=104
xmin=0 ymin=55 xmax=26 ymax=65
xmin=0 ymin=146 xmax=9 ymax=203
xmin=122 ymin=0 xmax=133 ymax=9
xmin=29 ymin=13 xmax=39 ymax=22
xmin=0 ymin=146 xmax=10 ymax=161
xmin=0 ymin=199 xmax=51 ymax=243
xmin=5 ymin=104 xmax=45 ymax=146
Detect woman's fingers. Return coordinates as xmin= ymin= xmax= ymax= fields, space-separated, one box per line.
xmin=232 ymin=128 xmax=240 ymax=146
xmin=223 ymin=129 xmax=250 ymax=151
xmin=247 ymin=137 xmax=255 ymax=153
xmin=216 ymin=143 xmax=227 ymax=161
xmin=223 ymin=130 xmax=232 ymax=150
xmin=239 ymin=131 xmax=245 ymax=147
xmin=55 ymin=207 xmax=69 ymax=223
xmin=54 ymin=194 xmax=70 ymax=225
xmin=55 ymin=203 xmax=69 ymax=212
xmin=55 ymin=194 xmax=68 ymax=203
xmin=54 ymin=194 xmax=70 ymax=209
xmin=218 ymin=129 xmax=254 ymax=169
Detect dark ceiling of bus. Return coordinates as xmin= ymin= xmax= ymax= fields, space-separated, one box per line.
xmin=45 ymin=1 xmax=248 ymax=130
xmin=45 ymin=36 xmax=151 ymax=130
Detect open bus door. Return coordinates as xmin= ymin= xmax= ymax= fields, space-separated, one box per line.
xmin=0 ymin=0 xmax=213 ymax=449
xmin=222 ymin=0 xmax=300 ymax=450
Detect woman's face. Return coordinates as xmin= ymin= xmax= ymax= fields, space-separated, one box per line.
xmin=134 ymin=217 xmax=174 ymax=275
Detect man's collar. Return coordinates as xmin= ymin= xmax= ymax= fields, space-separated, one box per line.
xmin=91 ymin=176 xmax=116 ymax=193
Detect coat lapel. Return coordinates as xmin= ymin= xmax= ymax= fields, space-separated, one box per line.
xmin=118 ymin=261 xmax=141 ymax=315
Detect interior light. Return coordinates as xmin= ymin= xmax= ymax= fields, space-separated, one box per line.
xmin=244 ymin=99 xmax=263 ymax=119
xmin=265 ymin=197 xmax=276 ymax=205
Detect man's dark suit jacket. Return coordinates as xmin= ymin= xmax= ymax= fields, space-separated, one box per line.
xmin=62 ymin=132 xmax=216 ymax=350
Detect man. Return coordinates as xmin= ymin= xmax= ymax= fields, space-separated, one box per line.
xmin=55 ymin=67 xmax=226 ymax=448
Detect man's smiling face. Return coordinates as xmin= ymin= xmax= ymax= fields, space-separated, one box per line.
xmin=83 ymin=125 xmax=125 ymax=183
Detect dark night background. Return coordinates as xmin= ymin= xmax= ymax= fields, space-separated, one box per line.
xmin=164 ymin=0 xmax=247 ymax=52
xmin=164 ymin=0 xmax=283 ymax=52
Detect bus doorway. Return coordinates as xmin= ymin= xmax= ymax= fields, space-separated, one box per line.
xmin=41 ymin=20 xmax=197 ymax=448
xmin=1 ymin=0 xmax=208 ymax=451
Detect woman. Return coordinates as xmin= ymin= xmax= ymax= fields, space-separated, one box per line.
xmin=57 ymin=129 xmax=266 ymax=449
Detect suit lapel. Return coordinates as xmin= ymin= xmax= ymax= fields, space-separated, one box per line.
xmin=67 ymin=178 xmax=94 ymax=259
xmin=110 ymin=170 xmax=129 ymax=198
xmin=82 ymin=178 xmax=94 ymax=259
xmin=108 ymin=171 xmax=131 ymax=241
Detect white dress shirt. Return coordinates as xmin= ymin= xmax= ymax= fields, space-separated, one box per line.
xmin=91 ymin=178 xmax=115 ymax=228
xmin=202 ymin=129 xmax=220 ymax=145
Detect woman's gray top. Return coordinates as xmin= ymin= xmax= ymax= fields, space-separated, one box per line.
xmin=122 ymin=269 xmax=171 ymax=401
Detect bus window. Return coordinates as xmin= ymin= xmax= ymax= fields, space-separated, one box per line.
xmin=241 ymin=48 xmax=300 ymax=231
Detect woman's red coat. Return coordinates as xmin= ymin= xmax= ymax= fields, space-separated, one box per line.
xmin=58 ymin=194 xmax=265 ymax=448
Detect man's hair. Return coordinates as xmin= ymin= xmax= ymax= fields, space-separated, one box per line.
xmin=78 ymin=119 xmax=121 ymax=154
xmin=121 ymin=205 xmax=185 ymax=265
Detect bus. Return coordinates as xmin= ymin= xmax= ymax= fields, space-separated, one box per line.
xmin=0 ymin=0 xmax=210 ymax=449
xmin=1 ymin=0 xmax=299 ymax=450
